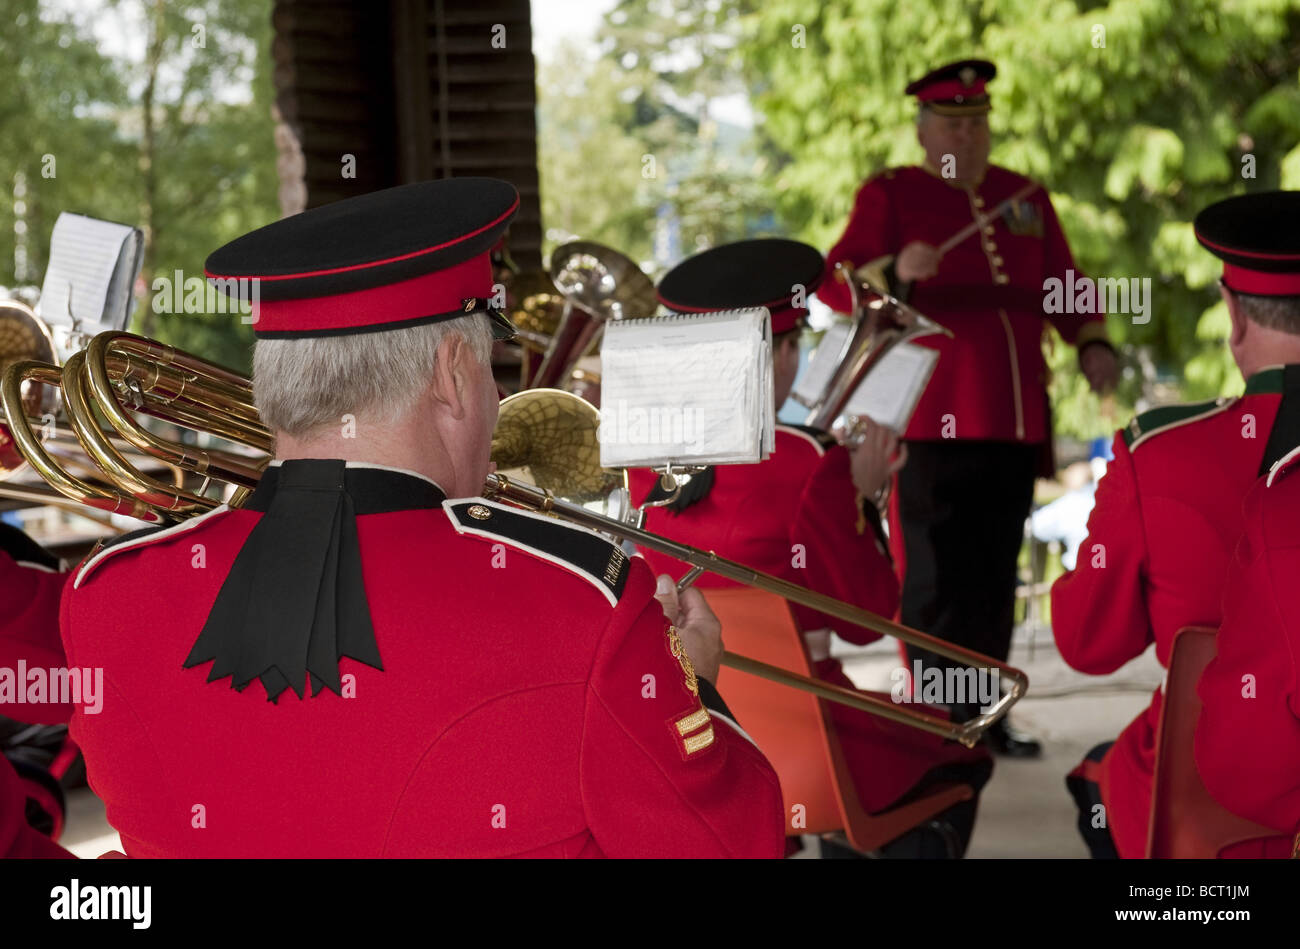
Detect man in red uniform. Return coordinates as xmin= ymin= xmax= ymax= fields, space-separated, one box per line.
xmin=820 ymin=59 xmax=1119 ymax=756
xmin=1053 ymin=190 xmax=1300 ymax=858
xmin=0 ymin=523 xmax=75 ymax=858
xmin=1193 ymin=192 xmax=1300 ymax=859
xmin=627 ymin=238 xmax=992 ymax=857
xmin=60 ymin=178 xmax=785 ymax=858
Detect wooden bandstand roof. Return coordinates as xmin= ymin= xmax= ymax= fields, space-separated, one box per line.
xmin=271 ymin=0 xmax=542 ymax=268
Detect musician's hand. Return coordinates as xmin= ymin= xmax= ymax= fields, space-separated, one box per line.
xmin=1080 ymin=343 xmax=1119 ymax=394
xmin=895 ymin=242 xmax=942 ymax=282
xmin=848 ymin=417 xmax=904 ymax=501
xmin=655 ymin=574 xmax=723 ymax=685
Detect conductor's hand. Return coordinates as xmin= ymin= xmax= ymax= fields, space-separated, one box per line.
xmin=1080 ymin=343 xmax=1119 ymax=394
xmin=895 ymin=241 xmax=942 ymax=282
xmin=848 ymin=416 xmax=907 ymax=501
xmin=654 ymin=574 xmax=722 ymax=685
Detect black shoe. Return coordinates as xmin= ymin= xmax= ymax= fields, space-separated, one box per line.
xmin=984 ymin=719 xmax=1042 ymax=758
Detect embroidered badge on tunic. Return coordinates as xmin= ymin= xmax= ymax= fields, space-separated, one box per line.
xmin=666 ymin=625 xmax=699 ymax=695
xmin=1002 ymin=200 xmax=1043 ymax=238
xmin=673 ymin=706 xmax=714 ymax=756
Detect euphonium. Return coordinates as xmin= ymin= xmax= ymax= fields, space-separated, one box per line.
xmin=796 ymin=262 xmax=951 ymax=441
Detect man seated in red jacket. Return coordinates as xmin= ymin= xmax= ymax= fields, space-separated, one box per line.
xmin=59 ymin=178 xmax=785 ymax=858
xmin=1053 ymin=191 xmax=1300 ymax=858
xmin=0 ymin=522 xmax=75 ymax=858
xmin=627 ymin=238 xmax=992 ymax=858
xmin=1194 ymin=192 xmax=1300 ymax=859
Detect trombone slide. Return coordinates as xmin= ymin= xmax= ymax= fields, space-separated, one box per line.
xmin=485 ymin=472 xmax=1026 ymax=748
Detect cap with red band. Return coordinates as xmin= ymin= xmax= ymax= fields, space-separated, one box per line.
xmin=204 ymin=177 xmax=520 ymax=339
xmin=656 ymin=238 xmax=824 ymax=335
xmin=906 ymin=59 xmax=995 ymax=116
xmin=1195 ymin=191 xmax=1300 ymax=297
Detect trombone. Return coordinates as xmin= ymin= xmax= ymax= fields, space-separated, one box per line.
xmin=488 ymin=388 xmax=1024 ymax=748
xmin=0 ymin=334 xmax=1026 ymax=748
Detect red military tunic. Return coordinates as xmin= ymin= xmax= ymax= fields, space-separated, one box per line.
xmin=1195 ymin=449 xmax=1300 ymax=857
xmin=628 ymin=425 xmax=988 ymax=814
xmin=0 ymin=527 xmax=75 ymax=858
xmin=820 ymin=164 xmax=1108 ymax=443
xmin=1051 ymin=367 xmax=1292 ymax=858
xmin=61 ymin=462 xmax=785 ymax=858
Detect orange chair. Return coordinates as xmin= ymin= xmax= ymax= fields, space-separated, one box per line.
xmin=1146 ymin=626 xmax=1279 ymax=858
xmin=708 ymin=586 xmax=972 ymax=854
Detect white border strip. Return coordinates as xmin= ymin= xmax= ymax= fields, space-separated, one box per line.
xmin=442 ymin=498 xmax=619 ymax=608
xmin=74 ymin=504 xmax=231 ymax=589
xmin=708 ymin=708 xmax=761 ymax=751
xmin=1268 ymin=444 xmax=1300 ymax=487
xmin=775 ymin=424 xmax=827 ymax=457
xmin=1129 ymin=400 xmax=1231 ymax=451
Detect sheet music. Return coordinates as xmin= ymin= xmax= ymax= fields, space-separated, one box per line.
xmin=38 ymin=213 xmax=143 ymax=352
xmin=842 ymin=342 xmax=939 ymax=433
xmin=792 ymin=319 xmax=851 ymax=407
xmin=599 ymin=308 xmax=773 ymax=468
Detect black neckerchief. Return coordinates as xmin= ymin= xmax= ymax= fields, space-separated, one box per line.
xmin=183 ymin=459 xmax=445 ymax=702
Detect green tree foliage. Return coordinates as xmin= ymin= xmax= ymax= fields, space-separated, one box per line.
xmin=537 ymin=42 xmax=659 ymax=264
xmin=741 ymin=0 xmax=1300 ymax=439
xmin=0 ymin=0 xmax=278 ymax=372
xmin=538 ymin=0 xmax=775 ymax=272
xmin=0 ymin=0 xmax=133 ymax=288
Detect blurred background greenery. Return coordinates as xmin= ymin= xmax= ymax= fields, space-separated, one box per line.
xmin=2 ymin=0 xmax=1299 ymax=437
xmin=542 ymin=0 xmax=1300 ymax=442
xmin=0 ymin=0 xmax=276 ymax=371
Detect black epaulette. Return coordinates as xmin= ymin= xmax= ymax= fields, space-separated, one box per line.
xmin=777 ymin=423 xmax=837 ymax=454
xmin=0 ymin=522 xmax=60 ymax=571
xmin=443 ymin=498 xmax=631 ymax=606
xmin=1121 ymin=397 xmax=1233 ymax=452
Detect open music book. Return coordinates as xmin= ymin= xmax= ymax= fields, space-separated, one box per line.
xmin=792 ymin=320 xmax=938 ymax=433
xmin=599 ymin=307 xmax=774 ymax=468
xmin=38 ymin=212 xmax=144 ymax=357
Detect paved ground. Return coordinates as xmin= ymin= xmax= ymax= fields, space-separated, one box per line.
xmin=836 ymin=624 xmax=1162 ymax=858
xmin=57 ymin=623 xmax=1162 ymax=859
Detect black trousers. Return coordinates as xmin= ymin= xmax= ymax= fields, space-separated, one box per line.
xmin=898 ymin=440 xmax=1038 ymax=721
xmin=1065 ymin=741 xmax=1120 ymax=858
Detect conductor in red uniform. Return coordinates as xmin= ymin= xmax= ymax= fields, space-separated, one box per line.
xmin=1193 ymin=192 xmax=1300 ymax=859
xmin=59 ymin=178 xmax=785 ymax=858
xmin=820 ymin=59 xmax=1119 ymax=755
xmin=627 ymin=239 xmax=991 ymax=858
xmin=1053 ymin=191 xmax=1300 ymax=858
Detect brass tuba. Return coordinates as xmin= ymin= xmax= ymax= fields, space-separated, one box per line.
xmin=527 ymin=241 xmax=657 ymax=392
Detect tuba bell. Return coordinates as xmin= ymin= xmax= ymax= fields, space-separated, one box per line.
xmin=528 ymin=241 xmax=657 ymax=392
xmin=0 ymin=299 xmax=59 ymax=476
xmin=797 ymin=262 xmax=951 ymax=438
